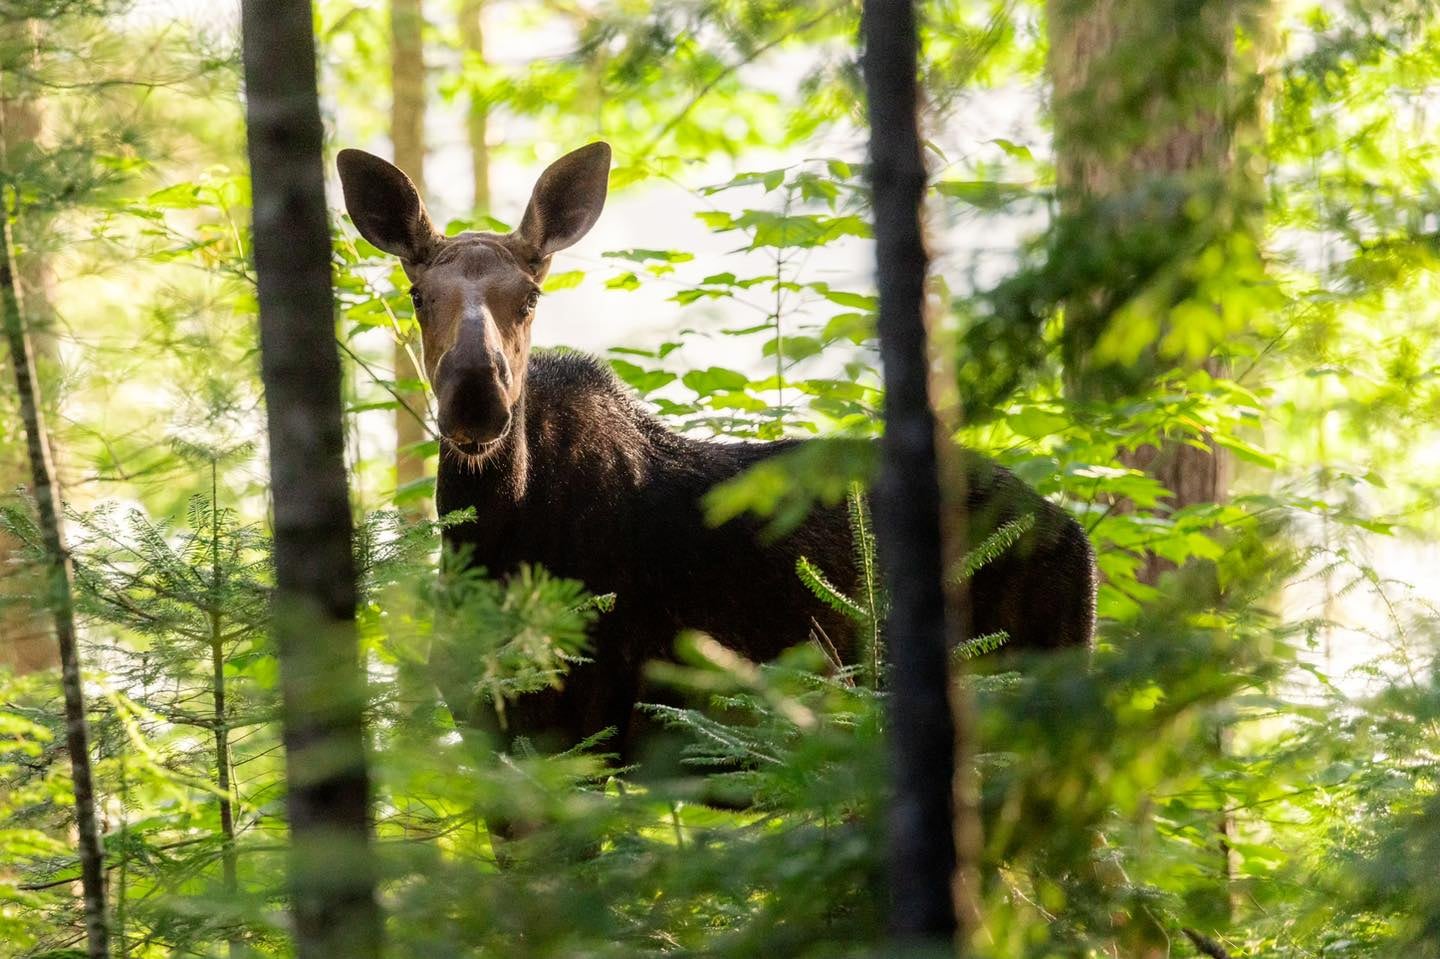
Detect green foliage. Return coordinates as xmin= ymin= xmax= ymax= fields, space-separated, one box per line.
xmin=377 ymin=545 xmax=598 ymax=731
xmin=956 ymin=514 xmax=1035 ymax=583
xmin=704 ymin=437 xmax=878 ymax=537
xmin=797 ymin=554 xmax=867 ymax=621
xmin=8 ymin=1 xmax=1440 ymax=957
xmin=798 ymin=483 xmax=1033 ymax=685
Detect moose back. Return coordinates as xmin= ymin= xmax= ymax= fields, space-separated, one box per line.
xmin=337 ymin=142 xmax=1097 ymax=757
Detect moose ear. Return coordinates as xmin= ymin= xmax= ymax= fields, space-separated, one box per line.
xmin=517 ymin=142 xmax=611 ymax=259
xmin=336 ymin=148 xmax=439 ymax=263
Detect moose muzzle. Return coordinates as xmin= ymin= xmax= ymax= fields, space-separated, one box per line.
xmin=435 ymin=309 xmax=514 ymax=452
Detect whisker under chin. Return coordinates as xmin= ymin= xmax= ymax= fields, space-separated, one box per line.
xmin=440 ymin=426 xmax=511 ymax=472
xmin=439 ymin=443 xmax=484 ymax=474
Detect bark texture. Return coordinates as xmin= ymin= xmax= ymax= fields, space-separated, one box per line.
xmin=1049 ymin=0 xmax=1235 ymax=201
xmin=1 ymin=206 xmax=110 ymax=959
xmin=1048 ymin=0 xmax=1270 ymax=935
xmin=390 ymin=0 xmax=429 ymax=513
xmin=862 ymin=0 xmax=965 ymax=946
xmin=238 ymin=2 xmax=381 ymax=957
xmin=1048 ymin=0 xmax=1239 ymax=585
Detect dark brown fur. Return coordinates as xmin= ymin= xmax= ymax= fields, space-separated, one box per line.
xmin=336 ymin=143 xmax=1097 ymax=759
xmin=433 ymin=350 xmax=1095 ymax=755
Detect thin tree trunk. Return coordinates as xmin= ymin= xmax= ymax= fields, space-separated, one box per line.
xmin=459 ymin=0 xmax=491 ymax=213
xmin=390 ymin=0 xmax=428 ymax=514
xmin=862 ymin=0 xmax=967 ymax=949
xmin=238 ymin=3 xmax=381 ymax=957
xmin=1 ymin=199 xmax=110 ymax=959
xmin=208 ymin=462 xmax=241 ymax=959
xmin=388 ymin=0 xmax=444 ymax=805
xmin=115 ymin=718 xmax=128 ymax=959
xmin=0 ymin=15 xmax=57 ymax=675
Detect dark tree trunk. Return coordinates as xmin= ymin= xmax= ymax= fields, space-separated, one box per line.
xmin=1 ymin=204 xmax=110 ymax=959
xmin=862 ymin=0 xmax=967 ymax=948
xmin=238 ymin=3 xmax=382 ymax=957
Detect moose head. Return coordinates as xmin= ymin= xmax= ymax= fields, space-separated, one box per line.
xmin=336 ymin=142 xmax=611 ymax=457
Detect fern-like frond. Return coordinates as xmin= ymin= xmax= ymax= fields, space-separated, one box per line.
xmin=846 ymin=483 xmax=884 ymax=688
xmin=952 ymin=630 xmax=1010 ymax=662
xmin=847 ymin=483 xmax=877 ymax=606
xmin=956 ymin=513 xmax=1035 ymax=582
xmin=796 ymin=556 xmax=868 ymax=622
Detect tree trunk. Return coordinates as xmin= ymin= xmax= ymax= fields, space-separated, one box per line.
xmin=1048 ymin=0 xmax=1247 ymax=584
xmin=459 ymin=0 xmax=491 ymax=213
xmin=0 ymin=15 xmax=57 ymax=675
xmin=238 ymin=3 xmax=382 ymax=958
xmin=1 ymin=196 xmax=110 ymax=959
xmin=390 ymin=0 xmax=428 ymax=515
xmin=208 ymin=463 xmax=241 ymax=959
xmin=1048 ymin=0 xmax=1269 ymax=936
xmin=862 ymin=0 xmax=969 ymax=949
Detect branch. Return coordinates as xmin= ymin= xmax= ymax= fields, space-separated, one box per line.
xmin=639 ymin=1 xmax=848 ymax=157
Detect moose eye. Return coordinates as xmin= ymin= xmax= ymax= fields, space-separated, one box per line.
xmin=409 ymin=287 xmax=424 ymax=311
xmin=521 ymin=290 xmax=540 ymax=317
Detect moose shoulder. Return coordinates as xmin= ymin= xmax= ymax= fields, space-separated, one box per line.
xmin=337 ymin=142 xmax=1097 ymax=757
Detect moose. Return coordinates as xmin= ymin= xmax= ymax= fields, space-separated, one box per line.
xmin=337 ymin=142 xmax=1097 ymax=760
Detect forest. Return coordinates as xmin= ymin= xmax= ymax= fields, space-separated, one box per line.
xmin=3 ymin=0 xmax=1440 ymax=956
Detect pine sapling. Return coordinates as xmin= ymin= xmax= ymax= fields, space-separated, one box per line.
xmin=799 ymin=485 xmax=1033 ymax=682
xmin=797 ymin=484 xmax=885 ymax=687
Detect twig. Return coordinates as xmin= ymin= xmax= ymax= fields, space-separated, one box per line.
xmin=1182 ymin=927 xmax=1234 ymax=959
xmin=638 ymin=1 xmax=848 ymax=157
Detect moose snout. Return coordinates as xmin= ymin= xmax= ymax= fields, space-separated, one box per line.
xmin=436 ymin=351 xmax=513 ymax=451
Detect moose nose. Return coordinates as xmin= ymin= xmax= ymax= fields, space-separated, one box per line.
xmin=437 ymin=351 xmax=512 ymax=449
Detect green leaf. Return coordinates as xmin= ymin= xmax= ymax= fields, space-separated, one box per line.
xmin=146 ymin=182 xmax=205 ymax=209
xmin=796 ymin=556 xmax=867 ymax=622
xmin=609 ymin=165 xmax=649 ymax=190
xmin=989 ymin=137 xmax=1035 ymax=162
xmin=818 ymin=289 xmax=877 ymax=310
xmin=955 ymin=515 xmax=1035 ymax=582
xmin=395 ymin=476 xmax=436 ymax=507
xmin=444 ymin=214 xmax=511 ymax=233
xmin=1212 ymin=434 xmax=1280 ymax=469
xmin=610 ymin=359 xmax=677 ymax=394
xmin=682 ymin=367 xmax=751 ymax=396
xmin=823 ymin=312 xmax=875 ymax=344
xmin=696 ymin=210 xmax=737 ymax=231
xmin=602 ymin=248 xmax=696 ymax=264
xmin=543 ymin=270 xmax=585 ymax=291
xmin=952 ymin=631 xmax=1010 ymax=661
xmin=1007 ymin=408 xmax=1070 ymax=439
xmin=933 ymin=180 xmax=1032 ymax=210
xmin=762 ymin=335 xmax=823 ymax=362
